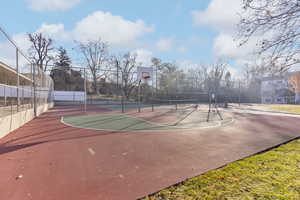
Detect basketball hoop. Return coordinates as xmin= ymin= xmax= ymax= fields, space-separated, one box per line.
xmin=142 ymin=72 xmax=151 ymax=79
xmin=137 ymin=67 xmax=153 ymax=84
xmin=136 ymin=68 xmax=153 ymax=113
xmin=141 ymin=72 xmax=151 ymax=84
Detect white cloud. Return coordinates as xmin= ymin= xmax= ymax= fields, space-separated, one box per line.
xmin=213 ymin=33 xmax=260 ymax=60
xmin=191 ymin=0 xmax=242 ymax=33
xmin=132 ymin=49 xmax=153 ymax=66
xmin=156 ymin=38 xmax=173 ymax=52
xmin=17 ymin=11 xmax=154 ymax=49
xmin=37 ymin=24 xmax=69 ymax=41
xmin=176 ymin=60 xmax=200 ymax=70
xmin=0 ymin=11 xmax=154 ymax=70
xmin=27 ymin=0 xmax=81 ymax=12
xmin=192 ymin=0 xmax=263 ymax=67
xmin=73 ymin=11 xmax=154 ymax=47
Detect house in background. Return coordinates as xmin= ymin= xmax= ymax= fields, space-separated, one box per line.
xmin=261 ymin=73 xmax=295 ymax=104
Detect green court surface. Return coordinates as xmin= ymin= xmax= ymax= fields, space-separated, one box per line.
xmin=62 ymin=114 xmax=176 ymax=131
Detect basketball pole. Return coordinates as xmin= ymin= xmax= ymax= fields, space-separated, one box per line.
xmin=84 ymin=68 xmax=87 ymax=112
xmin=138 ymin=79 xmax=141 ymax=113
xmin=121 ymin=71 xmax=125 ymax=113
xmin=137 ymin=67 xmax=153 ymax=113
xmin=207 ymin=92 xmax=211 ymax=122
xmin=238 ymin=80 xmax=241 ymax=107
xmin=152 ymin=68 xmax=154 ymax=112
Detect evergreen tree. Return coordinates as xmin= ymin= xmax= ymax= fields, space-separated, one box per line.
xmin=50 ymin=47 xmax=84 ymax=91
xmin=54 ymin=47 xmax=71 ymax=71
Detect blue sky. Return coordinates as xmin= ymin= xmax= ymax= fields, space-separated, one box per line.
xmin=0 ymin=0 xmax=255 ymax=74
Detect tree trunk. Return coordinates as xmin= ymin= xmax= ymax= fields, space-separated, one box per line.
xmin=92 ymin=75 xmax=99 ymax=95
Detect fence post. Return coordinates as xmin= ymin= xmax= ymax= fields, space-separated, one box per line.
xmin=30 ymin=63 xmax=33 ymax=108
xmin=11 ymin=98 xmax=13 ymax=115
xmin=33 ymin=64 xmax=37 ymax=117
xmin=4 ymin=84 xmax=6 ymax=106
xmin=116 ymin=65 xmax=119 ymax=90
xmin=156 ymin=65 xmax=158 ymax=94
xmin=84 ymin=68 xmax=87 ymax=112
xmin=121 ymin=96 xmax=125 ymax=113
xmin=73 ymin=92 xmax=75 ymax=103
xmin=138 ymin=80 xmax=141 ymax=113
xmin=22 ymin=85 xmax=24 ymax=110
xmin=16 ymin=48 xmax=20 ymax=112
xmin=238 ymin=80 xmax=241 ymax=107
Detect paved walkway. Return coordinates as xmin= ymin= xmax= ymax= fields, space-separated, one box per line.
xmin=1 ymin=106 xmax=300 ymax=200
xmin=226 ymin=106 xmax=300 ymax=118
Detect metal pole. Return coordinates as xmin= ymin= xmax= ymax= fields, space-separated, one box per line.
xmin=121 ymin=96 xmax=125 ymax=113
xmin=84 ymin=68 xmax=87 ymax=112
xmin=152 ymin=68 xmax=154 ymax=112
xmin=207 ymin=92 xmax=211 ymax=122
xmin=16 ymin=49 xmax=20 ymax=112
xmin=30 ymin=64 xmax=33 ymax=108
xmin=138 ymin=79 xmax=141 ymax=112
xmin=4 ymin=83 xmax=6 ymax=106
xmin=238 ymin=80 xmax=241 ymax=107
xmin=21 ymin=86 xmax=24 ymax=109
xmin=121 ymin=71 xmax=125 ymax=113
xmin=156 ymin=65 xmax=158 ymax=95
xmin=116 ymin=65 xmax=119 ymax=91
xmin=33 ymin=64 xmax=37 ymax=117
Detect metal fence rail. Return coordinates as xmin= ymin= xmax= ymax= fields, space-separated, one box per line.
xmin=0 ymin=26 xmax=54 ymax=119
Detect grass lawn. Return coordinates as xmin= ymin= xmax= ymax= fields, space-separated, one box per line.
xmin=143 ymin=139 xmax=300 ymax=200
xmin=266 ymin=104 xmax=300 ymax=114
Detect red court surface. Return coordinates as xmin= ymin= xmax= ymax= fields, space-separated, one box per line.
xmin=1 ymin=106 xmax=300 ymax=200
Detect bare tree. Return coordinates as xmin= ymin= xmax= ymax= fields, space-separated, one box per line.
xmin=224 ymin=71 xmax=233 ymax=90
xmin=77 ymin=39 xmax=109 ymax=94
xmin=28 ymin=33 xmax=54 ymax=72
xmin=243 ymin=59 xmax=271 ymax=86
xmin=151 ymin=57 xmax=162 ymax=92
xmin=204 ymin=62 xmax=227 ymax=95
xmin=112 ymin=52 xmax=139 ymax=100
xmin=241 ymin=61 xmax=269 ymax=102
xmin=187 ymin=65 xmax=207 ymax=91
xmin=238 ymin=0 xmax=300 ymax=72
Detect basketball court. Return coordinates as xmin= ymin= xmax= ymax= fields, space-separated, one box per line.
xmin=2 ymin=105 xmax=300 ymax=200
xmin=2 ymin=58 xmax=300 ymax=200
xmin=2 ymin=63 xmax=298 ymax=199
xmin=61 ymin=104 xmax=234 ymax=132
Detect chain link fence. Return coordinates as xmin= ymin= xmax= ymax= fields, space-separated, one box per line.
xmin=0 ymin=27 xmax=54 ymax=119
